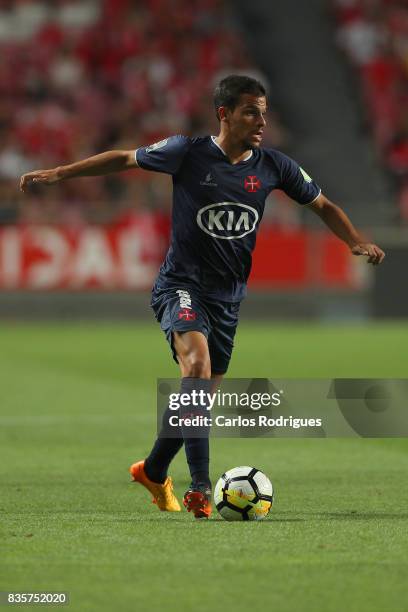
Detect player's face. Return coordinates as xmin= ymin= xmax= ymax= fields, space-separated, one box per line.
xmin=222 ymin=94 xmax=267 ymax=148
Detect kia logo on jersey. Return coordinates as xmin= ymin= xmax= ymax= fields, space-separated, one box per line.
xmin=244 ymin=175 xmax=262 ymax=192
xmin=196 ymin=202 xmax=259 ymax=240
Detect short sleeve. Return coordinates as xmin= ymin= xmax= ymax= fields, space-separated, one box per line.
xmin=274 ymin=151 xmax=321 ymax=205
xmin=135 ymin=135 xmax=192 ymax=175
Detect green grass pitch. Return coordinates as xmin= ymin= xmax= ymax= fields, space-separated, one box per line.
xmin=1 ymin=321 xmax=408 ymax=612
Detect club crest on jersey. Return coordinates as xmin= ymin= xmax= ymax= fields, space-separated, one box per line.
xmin=145 ymin=138 xmax=168 ymax=153
xmin=196 ymin=202 xmax=259 ymax=240
xmin=244 ymin=175 xmax=261 ymax=192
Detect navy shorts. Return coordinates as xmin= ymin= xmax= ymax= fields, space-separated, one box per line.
xmin=151 ymin=286 xmax=241 ymax=375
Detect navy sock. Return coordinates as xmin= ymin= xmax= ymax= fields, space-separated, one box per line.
xmin=179 ymin=377 xmax=212 ymax=488
xmin=144 ymin=405 xmax=183 ymax=484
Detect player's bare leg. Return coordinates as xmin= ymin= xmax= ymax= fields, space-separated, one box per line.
xmin=173 ymin=330 xmax=211 ymax=379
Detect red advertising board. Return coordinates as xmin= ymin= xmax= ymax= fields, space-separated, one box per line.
xmin=249 ymin=227 xmax=363 ymax=289
xmin=0 ymin=216 xmax=363 ymax=290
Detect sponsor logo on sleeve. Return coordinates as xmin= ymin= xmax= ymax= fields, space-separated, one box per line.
xmin=146 ymin=139 xmax=169 ymax=153
xmin=300 ymin=167 xmax=313 ymax=183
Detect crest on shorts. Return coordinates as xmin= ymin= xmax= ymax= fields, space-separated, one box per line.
xmin=178 ymin=309 xmax=196 ymax=321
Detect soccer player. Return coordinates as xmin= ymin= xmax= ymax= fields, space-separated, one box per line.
xmin=20 ymin=75 xmax=385 ymax=519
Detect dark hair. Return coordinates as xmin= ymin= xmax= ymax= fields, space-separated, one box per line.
xmin=213 ymin=74 xmax=266 ymax=120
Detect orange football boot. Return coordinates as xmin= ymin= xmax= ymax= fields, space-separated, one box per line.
xmin=129 ymin=460 xmax=181 ymax=512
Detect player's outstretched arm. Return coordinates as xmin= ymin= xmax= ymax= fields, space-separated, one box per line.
xmin=19 ymin=150 xmax=137 ymax=192
xmin=307 ymin=193 xmax=385 ymax=265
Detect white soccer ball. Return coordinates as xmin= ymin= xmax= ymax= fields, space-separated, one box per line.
xmin=214 ymin=466 xmax=274 ymax=521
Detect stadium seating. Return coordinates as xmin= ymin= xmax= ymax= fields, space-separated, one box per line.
xmin=0 ymin=0 xmax=280 ymax=224
xmin=333 ymin=0 xmax=408 ymax=220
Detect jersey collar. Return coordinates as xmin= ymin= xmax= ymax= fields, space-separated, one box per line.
xmin=211 ymin=136 xmax=253 ymax=163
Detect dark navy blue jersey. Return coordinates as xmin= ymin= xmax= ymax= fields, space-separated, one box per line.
xmin=136 ymin=135 xmax=321 ymax=302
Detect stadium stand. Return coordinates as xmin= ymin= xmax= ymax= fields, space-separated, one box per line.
xmin=0 ymin=0 xmax=396 ymax=314
xmin=0 ymin=0 xmax=285 ymax=225
xmin=333 ymin=0 xmax=408 ymax=220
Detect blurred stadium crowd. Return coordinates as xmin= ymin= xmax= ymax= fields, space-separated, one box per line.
xmin=0 ymin=0 xmax=284 ymax=226
xmin=0 ymin=0 xmax=405 ymax=225
xmin=333 ymin=0 xmax=408 ymax=219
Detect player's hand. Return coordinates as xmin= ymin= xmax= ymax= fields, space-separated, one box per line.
xmin=20 ymin=168 xmax=61 ymax=192
xmin=351 ymin=243 xmax=385 ymax=265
